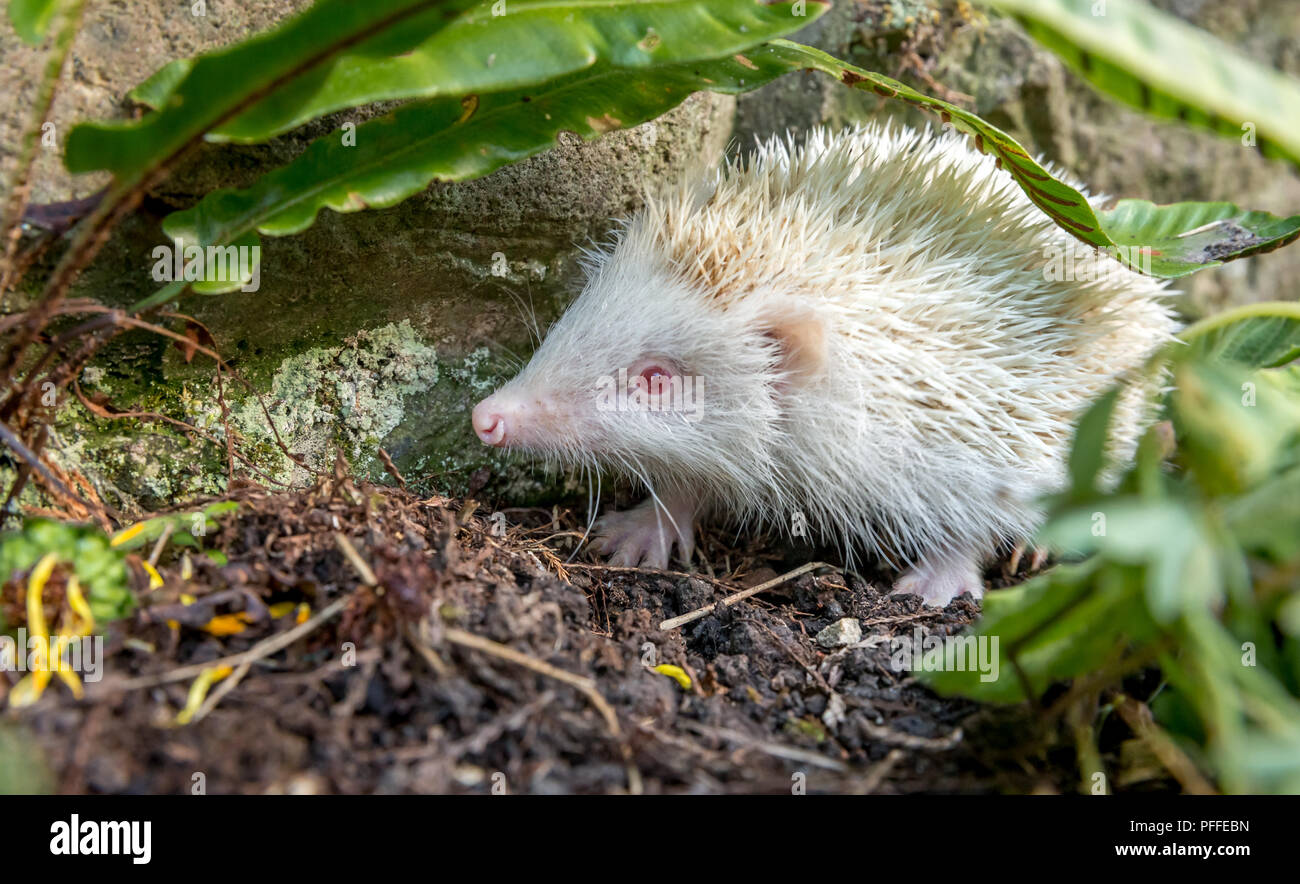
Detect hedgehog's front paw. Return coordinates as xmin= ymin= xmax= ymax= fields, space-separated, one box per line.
xmin=893 ymin=554 xmax=985 ymax=607
xmin=592 ymin=496 xmax=695 ymax=570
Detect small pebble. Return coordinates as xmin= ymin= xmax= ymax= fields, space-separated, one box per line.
xmin=816 ymin=617 xmax=862 ymax=649
xmin=822 ymin=693 xmax=847 ymax=730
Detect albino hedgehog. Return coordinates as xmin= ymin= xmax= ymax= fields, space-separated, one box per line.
xmin=472 ymin=122 xmax=1177 ymax=606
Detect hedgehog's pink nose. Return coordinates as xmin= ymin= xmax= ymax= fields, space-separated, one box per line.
xmin=472 ymin=400 xmax=507 ymax=447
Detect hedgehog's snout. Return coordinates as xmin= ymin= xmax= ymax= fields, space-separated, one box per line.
xmin=472 ymin=389 xmax=527 ymax=448
xmin=473 ymin=388 xmax=563 ymax=450
xmin=472 ymin=398 xmax=508 ymax=447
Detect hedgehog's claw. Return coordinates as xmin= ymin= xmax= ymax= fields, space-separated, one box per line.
xmin=592 ymin=496 xmax=695 ymax=570
xmin=892 ymin=554 xmax=985 ymax=607
xmin=1006 ymin=540 xmax=1051 ymax=577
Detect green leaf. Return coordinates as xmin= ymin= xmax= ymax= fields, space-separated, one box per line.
xmin=987 ymin=0 xmax=1300 ymax=168
xmin=134 ymin=0 xmax=821 ymax=144
xmin=1038 ymin=498 xmax=1183 ymax=563
xmin=155 ymin=231 xmax=262 ymax=295
xmin=923 ymin=561 xmax=1159 ymax=703
xmin=65 ymin=0 xmax=818 ymax=177
xmin=760 ymin=41 xmax=1300 ymax=278
xmin=1179 ymin=301 xmax=1300 ymax=368
xmin=1037 ymin=497 xmax=1223 ymax=622
xmin=149 ymin=27 xmax=1300 ymax=280
xmin=761 ymin=40 xmax=1115 ymax=251
xmin=162 ymin=52 xmax=795 ymax=250
xmin=1228 ymin=733 xmax=1300 ymax=794
xmin=1167 ymin=357 xmax=1300 ymax=496
xmin=1150 ymin=529 xmax=1219 ymax=624
xmin=67 ymin=0 xmax=481 ymax=179
xmin=1226 ymin=465 xmax=1300 ymax=562
xmin=127 ymin=58 xmax=194 ymax=109
xmin=1099 ymin=200 xmax=1300 ymax=279
xmin=1066 ymin=386 xmax=1119 ymax=497
xmin=8 ymin=0 xmax=62 ymax=45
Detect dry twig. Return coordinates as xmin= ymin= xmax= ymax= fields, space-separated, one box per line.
xmin=659 ymin=561 xmax=832 ymax=630
xmin=1114 ymin=695 xmax=1216 ymax=795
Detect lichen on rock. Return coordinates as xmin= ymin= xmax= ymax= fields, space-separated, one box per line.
xmin=228 ymin=321 xmax=439 ymax=485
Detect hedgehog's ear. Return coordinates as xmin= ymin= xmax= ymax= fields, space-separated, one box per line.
xmin=761 ymin=308 xmax=828 ymax=385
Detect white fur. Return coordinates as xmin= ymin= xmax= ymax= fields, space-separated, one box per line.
xmin=481 ymin=122 xmax=1179 ymax=597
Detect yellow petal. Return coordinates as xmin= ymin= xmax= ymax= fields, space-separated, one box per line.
xmin=26 ymin=552 xmax=58 ymax=639
xmin=26 ymin=636 xmax=46 ymax=674
xmin=9 ymin=665 xmax=53 ymax=708
xmin=202 ymin=613 xmax=251 ymax=636
xmin=651 ymin=664 xmax=692 ymax=690
xmin=295 ymin=603 xmax=310 ymax=625
xmin=175 ymin=668 xmax=218 ymax=725
xmin=175 ymin=666 xmax=232 ymax=725
xmin=109 ymin=522 xmax=146 ymax=547
xmin=64 ymin=577 xmax=95 ymax=636
xmin=55 ymin=668 xmax=84 ymax=700
xmin=142 ymin=561 xmax=164 ymax=590
xmin=267 ymin=601 xmax=296 ymax=619
xmin=52 ymin=637 xmax=84 ymax=700
xmin=9 ymin=673 xmax=43 ymax=708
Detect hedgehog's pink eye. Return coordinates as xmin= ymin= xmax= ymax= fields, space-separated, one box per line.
xmin=639 ymin=365 xmax=672 ymax=394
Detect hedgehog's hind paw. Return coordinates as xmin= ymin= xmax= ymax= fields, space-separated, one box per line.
xmin=591 ymin=495 xmax=695 ymax=570
xmin=893 ymin=554 xmax=985 ymax=608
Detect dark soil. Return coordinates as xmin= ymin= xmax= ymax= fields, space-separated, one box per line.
xmin=4 ymin=467 xmax=1084 ymax=795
